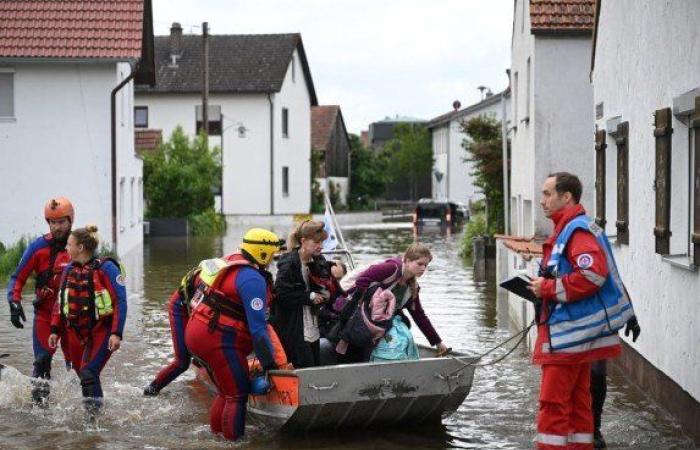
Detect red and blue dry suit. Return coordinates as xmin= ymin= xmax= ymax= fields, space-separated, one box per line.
xmin=50 ymin=258 xmax=127 ymax=408
xmin=6 ymin=234 xmax=71 ymax=379
xmin=534 ymin=204 xmax=624 ymax=450
xmin=185 ymin=253 xmax=277 ymax=441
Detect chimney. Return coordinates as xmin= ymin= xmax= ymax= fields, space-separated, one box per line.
xmin=170 ymin=22 xmax=183 ymax=59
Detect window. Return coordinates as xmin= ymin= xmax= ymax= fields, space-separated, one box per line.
xmin=138 ymin=177 xmax=143 ymax=223
xmin=0 ymin=70 xmax=14 ymax=118
xmin=195 ymin=105 xmax=222 ymax=135
xmin=134 ymin=106 xmax=148 ymax=128
xmin=130 ymin=177 xmax=135 ymax=226
xmin=525 ymin=58 xmax=531 ymax=123
xmin=615 ymin=122 xmax=629 ymax=245
xmin=513 ymin=72 xmax=519 ymax=125
xmin=510 ymin=196 xmax=518 ymax=235
xmin=594 ymin=128 xmax=607 ymax=228
xmin=522 ymin=199 xmax=533 ymax=236
xmin=282 ymin=108 xmax=289 ymax=138
xmin=282 ymin=166 xmax=289 ymax=197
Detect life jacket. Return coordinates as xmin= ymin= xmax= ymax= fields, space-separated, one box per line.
xmin=35 ymin=236 xmax=69 ymax=294
xmin=541 ymin=215 xmax=635 ymax=351
xmin=190 ymin=254 xmax=273 ymax=331
xmin=59 ymin=258 xmax=122 ymax=330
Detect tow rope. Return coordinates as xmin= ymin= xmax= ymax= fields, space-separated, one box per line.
xmin=446 ymin=320 xmax=536 ymax=376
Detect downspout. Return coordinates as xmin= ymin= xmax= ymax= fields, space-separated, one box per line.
xmin=501 ymin=93 xmax=510 ymax=235
xmin=267 ymin=93 xmax=274 ymax=215
xmin=110 ymin=70 xmax=136 ymax=253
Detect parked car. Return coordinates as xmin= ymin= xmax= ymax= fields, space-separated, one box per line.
xmin=413 ymin=199 xmax=468 ymax=227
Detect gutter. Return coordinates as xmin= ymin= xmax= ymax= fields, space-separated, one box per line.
xmin=111 ymin=71 xmax=136 ymax=253
xmin=267 ymin=93 xmax=274 ymax=215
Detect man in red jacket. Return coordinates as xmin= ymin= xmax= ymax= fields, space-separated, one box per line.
xmin=528 ymin=173 xmax=633 ymax=450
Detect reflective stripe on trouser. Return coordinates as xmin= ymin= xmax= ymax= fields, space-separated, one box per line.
xmin=152 ymin=297 xmax=191 ymax=389
xmin=185 ymin=318 xmax=250 ymax=441
xmin=537 ymin=363 xmax=593 ymax=450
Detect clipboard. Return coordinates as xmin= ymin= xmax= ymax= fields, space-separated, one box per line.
xmin=499 ymin=274 xmax=539 ymax=303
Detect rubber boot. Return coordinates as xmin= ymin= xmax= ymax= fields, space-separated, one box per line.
xmin=143 ymin=381 xmax=161 ymax=397
xmin=31 ymin=378 xmax=50 ymax=408
xmin=83 ymin=397 xmax=103 ymax=425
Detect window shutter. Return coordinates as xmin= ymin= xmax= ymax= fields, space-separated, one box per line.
xmin=653 ymin=108 xmax=673 ymax=255
xmin=594 ymin=129 xmax=607 ymax=228
xmin=692 ymin=97 xmax=700 ymax=266
xmin=615 ymin=121 xmax=629 ymax=245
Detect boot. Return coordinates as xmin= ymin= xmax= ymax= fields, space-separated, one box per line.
xmin=31 ymin=378 xmax=50 ymax=408
xmin=143 ymin=382 xmax=161 ymax=397
xmin=594 ymin=428 xmax=607 ymax=449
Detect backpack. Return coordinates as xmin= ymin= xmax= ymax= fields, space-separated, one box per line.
xmin=335 ymin=285 xmax=396 ymax=354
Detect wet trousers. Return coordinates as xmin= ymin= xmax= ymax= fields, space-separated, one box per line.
xmin=66 ymin=321 xmax=113 ymax=411
xmin=32 ymin=306 xmax=69 ymax=378
xmin=590 ymin=360 xmax=607 ymax=434
xmin=151 ymin=295 xmax=190 ymax=390
xmin=537 ymin=363 xmax=593 ymax=450
xmin=185 ymin=318 xmax=250 ymax=441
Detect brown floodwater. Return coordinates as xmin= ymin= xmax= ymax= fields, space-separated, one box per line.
xmin=0 ymin=223 xmax=694 ymax=449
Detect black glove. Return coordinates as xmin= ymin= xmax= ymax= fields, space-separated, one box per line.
xmin=624 ymin=316 xmax=641 ymax=342
xmin=9 ymin=302 xmax=26 ymax=329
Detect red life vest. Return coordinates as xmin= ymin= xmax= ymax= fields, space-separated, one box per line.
xmin=35 ymin=235 xmax=71 ymax=304
xmin=59 ymin=258 xmax=117 ymax=330
xmin=190 ymin=253 xmax=273 ymax=331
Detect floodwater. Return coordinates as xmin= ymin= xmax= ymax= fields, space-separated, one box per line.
xmin=0 ymin=223 xmax=695 ymax=449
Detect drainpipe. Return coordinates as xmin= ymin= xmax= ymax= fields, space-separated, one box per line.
xmin=111 ymin=71 xmax=136 ymax=253
xmin=501 ymin=92 xmax=510 ymax=235
xmin=267 ymin=93 xmax=274 ymax=215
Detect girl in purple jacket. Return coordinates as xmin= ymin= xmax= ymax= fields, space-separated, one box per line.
xmin=341 ymin=243 xmax=449 ymax=362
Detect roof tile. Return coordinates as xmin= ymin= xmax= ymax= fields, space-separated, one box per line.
xmin=530 ymin=0 xmax=595 ymax=33
xmin=311 ymin=105 xmax=340 ymax=150
xmin=0 ymin=0 xmax=144 ymax=59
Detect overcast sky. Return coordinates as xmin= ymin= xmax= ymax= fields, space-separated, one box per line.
xmin=152 ymin=0 xmax=514 ymax=134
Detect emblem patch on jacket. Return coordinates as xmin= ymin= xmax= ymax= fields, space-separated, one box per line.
xmin=251 ymin=298 xmax=264 ymax=311
xmin=576 ymin=254 xmax=593 ymax=269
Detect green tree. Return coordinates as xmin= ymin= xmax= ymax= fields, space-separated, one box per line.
xmin=143 ymin=126 xmax=221 ymax=218
xmin=348 ymin=133 xmax=390 ymax=209
xmin=460 ymin=115 xmax=507 ymax=234
xmin=383 ymin=123 xmax=433 ymax=201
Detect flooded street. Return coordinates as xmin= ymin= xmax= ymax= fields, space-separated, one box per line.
xmin=0 ymin=224 xmax=694 ymax=449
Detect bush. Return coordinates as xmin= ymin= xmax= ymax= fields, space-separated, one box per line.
xmin=0 ymin=237 xmax=28 ymax=280
xmin=143 ymin=127 xmax=221 ymax=218
xmin=459 ymin=213 xmax=487 ymax=258
xmin=190 ymin=208 xmax=227 ymax=236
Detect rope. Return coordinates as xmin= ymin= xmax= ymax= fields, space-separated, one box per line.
xmin=447 ymin=320 xmax=535 ymax=376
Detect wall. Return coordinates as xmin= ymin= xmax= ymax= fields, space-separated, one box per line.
xmin=593 ymin=0 xmax=700 ymax=404
xmin=509 ymin=0 xmax=537 ymax=236
xmin=0 ymin=62 xmax=143 ymax=255
xmin=533 ymin=36 xmax=594 ymax=235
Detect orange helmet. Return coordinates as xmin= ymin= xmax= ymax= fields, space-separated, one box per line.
xmin=44 ymin=197 xmax=74 ymax=223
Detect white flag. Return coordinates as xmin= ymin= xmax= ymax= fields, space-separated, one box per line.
xmin=322 ymin=206 xmax=338 ymax=252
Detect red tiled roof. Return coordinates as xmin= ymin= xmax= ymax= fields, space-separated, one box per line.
xmin=311 ymin=105 xmax=339 ymax=151
xmin=0 ymin=1 xmax=145 ymax=59
xmin=495 ymin=234 xmax=544 ymax=256
xmin=135 ymin=129 xmax=162 ymax=154
xmin=530 ymin=0 xmax=595 ymax=34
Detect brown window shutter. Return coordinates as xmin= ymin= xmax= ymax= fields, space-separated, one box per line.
xmin=692 ymin=97 xmax=700 ymax=266
xmin=615 ymin=121 xmax=629 ymax=245
xmin=653 ymin=108 xmax=673 ymax=255
xmin=594 ymin=129 xmax=607 ymax=228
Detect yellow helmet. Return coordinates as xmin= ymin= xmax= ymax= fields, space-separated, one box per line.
xmin=240 ymin=228 xmax=283 ymax=266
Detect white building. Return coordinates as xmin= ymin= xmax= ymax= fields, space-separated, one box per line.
xmin=135 ymin=24 xmax=318 ymax=215
xmin=427 ymin=90 xmax=511 ymax=208
xmin=508 ymin=0 xmax=595 ymax=237
xmin=0 ymin=0 xmax=154 ymax=256
xmin=590 ymin=0 xmax=700 ymax=440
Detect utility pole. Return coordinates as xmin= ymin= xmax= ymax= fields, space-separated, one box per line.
xmin=201 ymin=21 xmax=209 ymax=136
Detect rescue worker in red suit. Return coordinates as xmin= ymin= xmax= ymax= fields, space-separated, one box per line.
xmin=143 ymin=258 xmax=288 ymax=396
xmin=6 ymin=197 xmax=74 ymax=405
xmin=48 ymin=225 xmax=127 ymax=416
xmin=528 ymin=173 xmax=637 ymax=450
xmin=185 ymin=228 xmax=283 ymax=441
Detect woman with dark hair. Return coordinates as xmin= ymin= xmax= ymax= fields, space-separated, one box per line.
xmin=48 ymin=225 xmax=127 ymax=416
xmin=271 ymin=220 xmax=330 ymax=368
xmin=339 ymin=243 xmax=449 ymax=362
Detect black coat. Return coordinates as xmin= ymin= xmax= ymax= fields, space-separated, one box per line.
xmin=270 ymin=250 xmax=330 ymax=367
